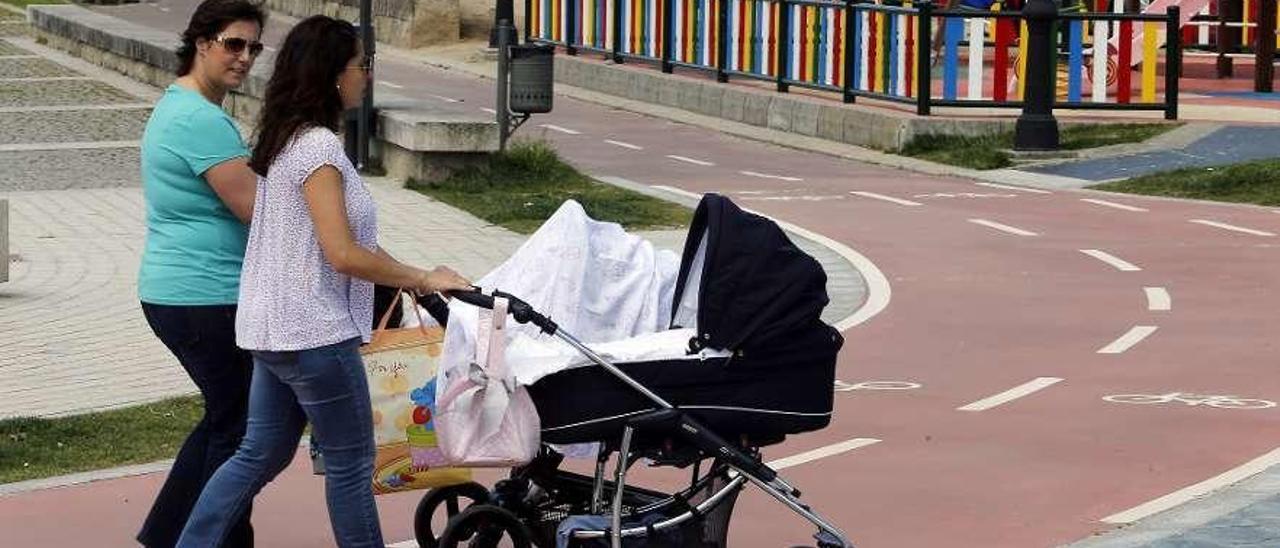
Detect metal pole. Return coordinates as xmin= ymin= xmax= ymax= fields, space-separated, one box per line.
xmin=358 ymin=0 xmax=374 ymax=169
xmin=916 ymin=1 xmax=932 ymax=115
xmin=498 ymin=18 xmax=513 ymax=152
xmin=1256 ymin=0 xmax=1276 ymax=92
xmin=566 ymin=0 xmax=578 ymax=55
xmin=1217 ymin=0 xmax=1240 ymax=78
xmin=1165 ymin=6 xmax=1181 ymax=119
xmin=717 ymin=0 xmax=729 ymax=82
xmin=612 ymin=0 xmax=624 ymax=63
xmin=492 ymin=0 xmax=517 ymax=47
xmin=1013 ymin=0 xmax=1059 ymax=150
xmin=842 ymin=0 xmax=856 ymax=103
xmin=662 ymin=0 xmax=674 ymax=72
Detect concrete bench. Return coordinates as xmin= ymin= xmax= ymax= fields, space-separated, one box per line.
xmin=27 ymin=5 xmax=498 ymax=182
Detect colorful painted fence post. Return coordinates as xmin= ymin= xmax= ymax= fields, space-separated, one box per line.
xmin=1166 ymin=6 xmax=1181 ymax=118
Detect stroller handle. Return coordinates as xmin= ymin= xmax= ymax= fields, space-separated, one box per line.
xmin=445 ymin=287 xmax=560 ymax=335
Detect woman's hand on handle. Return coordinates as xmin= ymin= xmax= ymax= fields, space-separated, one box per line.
xmin=413 ymin=266 xmax=471 ymax=296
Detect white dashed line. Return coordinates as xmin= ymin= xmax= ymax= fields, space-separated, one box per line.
xmin=740 ymin=170 xmax=803 ymax=182
xmin=479 ymin=107 xmax=497 ymax=114
xmin=958 ymin=377 xmax=1063 ymax=411
xmin=1189 ymin=219 xmax=1276 ymax=237
xmin=376 ymin=80 xmax=404 ymax=89
xmin=850 ymin=191 xmax=922 ymax=206
xmin=1102 ymin=446 xmax=1280 ymax=524
xmin=1081 ymin=198 xmax=1148 ymax=212
xmin=1145 ymin=287 xmax=1171 ymax=311
xmin=1080 ymin=249 xmax=1141 ymax=272
xmin=766 ymin=438 xmax=882 ymax=470
xmin=975 ymin=182 xmax=1052 ymax=194
xmin=1098 ymin=325 xmax=1158 ymax=354
xmin=429 ymin=94 xmax=461 ymax=103
xmin=604 ymin=139 xmax=643 ymax=150
xmin=968 ymin=218 xmax=1038 ymax=236
xmin=540 ymin=124 xmax=581 ymax=135
xmin=666 ymin=155 xmax=715 ymax=166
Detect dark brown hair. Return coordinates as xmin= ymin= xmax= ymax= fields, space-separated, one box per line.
xmin=176 ymin=0 xmax=267 ymax=76
xmin=248 ymin=15 xmax=359 ymax=176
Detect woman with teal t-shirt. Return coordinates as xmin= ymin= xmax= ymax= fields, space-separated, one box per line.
xmin=135 ymin=0 xmax=265 ymax=546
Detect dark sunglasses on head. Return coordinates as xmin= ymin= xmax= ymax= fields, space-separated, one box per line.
xmin=214 ymin=35 xmax=265 ymax=57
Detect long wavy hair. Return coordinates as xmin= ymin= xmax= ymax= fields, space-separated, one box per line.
xmin=176 ymin=0 xmax=266 ymax=76
xmin=249 ymin=16 xmax=358 ymax=176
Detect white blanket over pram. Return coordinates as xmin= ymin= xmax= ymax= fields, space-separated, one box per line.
xmin=440 ymin=200 xmax=686 ymax=388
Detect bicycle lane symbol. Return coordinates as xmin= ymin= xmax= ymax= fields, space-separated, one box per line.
xmin=1103 ymin=392 xmax=1277 ymax=410
xmin=834 ymin=380 xmax=922 ymax=392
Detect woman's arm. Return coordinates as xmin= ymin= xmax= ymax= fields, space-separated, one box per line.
xmin=302 ymin=165 xmax=471 ymax=294
xmin=205 ymin=158 xmax=257 ymax=223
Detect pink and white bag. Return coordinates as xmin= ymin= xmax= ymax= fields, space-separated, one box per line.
xmin=434 ymin=297 xmax=541 ymax=467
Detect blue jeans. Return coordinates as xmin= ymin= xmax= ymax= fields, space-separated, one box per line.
xmin=177 ymin=338 xmax=384 ymax=548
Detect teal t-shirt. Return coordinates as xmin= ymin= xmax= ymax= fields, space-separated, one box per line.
xmin=138 ymin=84 xmax=250 ymax=305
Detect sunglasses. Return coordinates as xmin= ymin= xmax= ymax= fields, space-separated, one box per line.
xmin=346 ymin=57 xmax=375 ymax=74
xmin=213 ymin=35 xmax=265 ymax=57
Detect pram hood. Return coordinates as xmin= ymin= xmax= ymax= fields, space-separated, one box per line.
xmin=672 ymin=194 xmax=830 ymax=352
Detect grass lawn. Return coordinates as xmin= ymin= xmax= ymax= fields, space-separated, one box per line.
xmin=1 ymin=0 xmax=65 ymax=11
xmin=1092 ymin=158 xmax=1280 ymax=207
xmin=0 ymin=396 xmax=201 ymax=484
xmin=901 ymin=123 xmax=1177 ymax=170
xmin=409 ymin=140 xmax=692 ymax=234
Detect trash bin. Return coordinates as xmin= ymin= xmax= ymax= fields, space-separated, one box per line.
xmin=509 ymin=44 xmax=554 ymax=114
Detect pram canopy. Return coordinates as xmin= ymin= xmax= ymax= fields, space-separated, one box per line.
xmin=673 ymin=194 xmax=831 ymax=353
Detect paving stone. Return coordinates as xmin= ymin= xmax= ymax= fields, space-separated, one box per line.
xmin=0 ymin=56 xmax=81 ymax=78
xmin=0 ymin=107 xmax=150 ymax=144
xmin=0 ymin=148 xmax=141 ymax=191
xmin=0 ymin=79 xmax=140 ymax=107
xmin=0 ymin=39 xmax=32 ymax=56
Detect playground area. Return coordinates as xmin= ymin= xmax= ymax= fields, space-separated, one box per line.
xmin=529 ymin=0 xmax=1279 ymax=120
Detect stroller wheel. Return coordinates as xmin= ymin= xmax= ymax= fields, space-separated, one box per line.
xmin=439 ymin=505 xmax=534 ymax=548
xmin=415 ymin=482 xmax=492 ymax=548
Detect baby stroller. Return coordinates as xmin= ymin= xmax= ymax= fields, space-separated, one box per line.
xmin=413 ymin=194 xmax=852 ymax=548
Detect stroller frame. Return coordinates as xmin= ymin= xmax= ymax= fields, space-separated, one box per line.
xmin=442 ymin=289 xmax=854 ymax=548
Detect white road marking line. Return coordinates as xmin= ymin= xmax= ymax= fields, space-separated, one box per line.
xmin=376 ymin=80 xmax=404 ymax=89
xmin=1098 ymin=325 xmax=1159 ymax=354
xmin=742 ymin=195 xmax=845 ymax=202
xmin=975 ymin=182 xmax=1052 ymax=194
xmin=968 ymin=218 xmax=1039 ymax=236
xmin=1080 ymin=249 xmax=1142 ymax=272
xmin=958 ymin=377 xmax=1063 ymax=411
xmin=650 ymin=183 xmax=891 ymax=332
xmin=1145 ymin=287 xmax=1171 ymax=311
xmin=429 ymin=94 xmax=461 ymax=103
xmin=666 ymin=154 xmax=715 ymax=167
xmin=540 ymin=124 xmax=581 ymax=135
xmin=740 ymin=170 xmax=803 ymax=182
xmin=0 ymin=76 xmax=95 ymax=83
xmin=1189 ymin=219 xmax=1276 ymax=237
xmin=479 ymin=107 xmax=497 ymax=114
xmin=604 ymin=139 xmax=643 ymax=150
xmin=1102 ymin=446 xmax=1280 ymax=524
xmin=386 ymin=540 xmax=418 ymax=548
xmin=765 ymin=438 xmax=882 ymax=470
xmin=851 ymin=191 xmax=923 ymax=206
xmin=1081 ymin=198 xmax=1148 ymax=212
xmin=0 ymin=140 xmax=139 ymax=152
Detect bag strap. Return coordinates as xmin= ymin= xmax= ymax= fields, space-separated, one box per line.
xmin=373 ymin=288 xmax=433 ymax=337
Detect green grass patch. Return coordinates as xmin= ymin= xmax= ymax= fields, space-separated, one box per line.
xmin=1092 ymin=158 xmax=1280 ymax=207
xmin=900 ymin=123 xmax=1178 ymax=170
xmin=0 ymin=0 xmax=66 ymax=11
xmin=409 ymin=140 xmax=692 ymax=234
xmin=0 ymin=396 xmax=201 ymax=484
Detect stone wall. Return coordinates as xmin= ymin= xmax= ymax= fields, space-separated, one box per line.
xmin=1 ymin=199 xmax=8 ymax=284
xmin=263 ymin=0 xmax=460 ymax=48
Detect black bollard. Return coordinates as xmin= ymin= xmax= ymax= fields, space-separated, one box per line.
xmin=1014 ymin=0 xmax=1060 ymax=151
